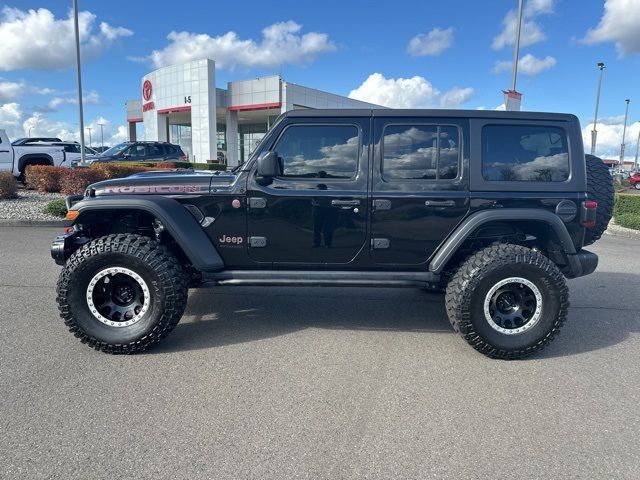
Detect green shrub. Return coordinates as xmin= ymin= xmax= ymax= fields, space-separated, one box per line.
xmin=614 ymin=193 xmax=640 ymax=216
xmin=60 ymin=169 xmax=107 ymax=195
xmin=0 ymin=171 xmax=18 ymax=199
xmin=43 ymin=198 xmax=67 ymax=218
xmin=24 ymin=165 xmax=66 ymax=193
xmin=615 ymin=213 xmax=640 ymax=230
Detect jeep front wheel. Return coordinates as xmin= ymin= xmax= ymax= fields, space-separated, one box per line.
xmin=445 ymin=244 xmax=569 ymax=359
xmin=56 ymin=234 xmax=188 ymax=353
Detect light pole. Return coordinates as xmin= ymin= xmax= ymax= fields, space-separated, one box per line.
xmin=634 ymin=122 xmax=640 ymax=172
xmin=620 ymin=99 xmax=631 ymax=170
xmin=98 ymin=122 xmax=105 ymax=150
xmin=86 ymin=126 xmax=93 ymax=148
xmin=73 ymin=0 xmax=86 ymax=163
xmin=504 ymin=0 xmax=524 ymax=111
xmin=28 ymin=127 xmax=33 ymax=137
xmin=591 ymin=62 xmax=606 ymax=155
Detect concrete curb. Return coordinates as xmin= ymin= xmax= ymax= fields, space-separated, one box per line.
xmin=604 ymin=222 xmax=640 ymax=238
xmin=0 ymin=219 xmax=65 ymax=227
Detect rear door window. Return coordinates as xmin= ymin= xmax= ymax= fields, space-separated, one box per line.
xmin=482 ymin=125 xmax=569 ymax=182
xmin=382 ymin=125 xmax=460 ymax=180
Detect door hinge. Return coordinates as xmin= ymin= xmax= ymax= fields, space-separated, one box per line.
xmin=249 ymin=197 xmax=267 ymax=209
xmin=248 ymin=236 xmax=267 ymax=248
xmin=371 ymin=238 xmax=390 ymax=249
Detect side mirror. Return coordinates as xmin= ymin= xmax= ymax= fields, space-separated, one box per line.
xmin=256 ymin=151 xmax=282 ymax=177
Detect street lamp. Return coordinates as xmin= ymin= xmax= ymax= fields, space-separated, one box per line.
xmin=620 ymin=99 xmax=631 ymax=170
xmin=28 ymin=127 xmax=33 ymax=137
xmin=98 ymin=122 xmax=105 ymax=150
xmin=86 ymin=126 xmax=93 ymax=148
xmin=73 ymin=0 xmax=86 ymax=163
xmin=634 ymin=122 xmax=640 ymax=172
xmin=504 ymin=0 xmax=524 ymax=111
xmin=591 ymin=62 xmax=606 ymax=155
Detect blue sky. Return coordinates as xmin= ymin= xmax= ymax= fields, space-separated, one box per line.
xmin=2 ymin=0 xmax=640 ymax=159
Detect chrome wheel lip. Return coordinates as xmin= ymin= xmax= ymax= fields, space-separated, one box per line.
xmin=483 ymin=277 xmax=542 ymax=335
xmin=86 ymin=267 xmax=150 ymax=328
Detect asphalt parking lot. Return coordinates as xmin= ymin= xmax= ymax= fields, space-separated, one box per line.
xmin=1 ymin=227 xmax=639 ymax=479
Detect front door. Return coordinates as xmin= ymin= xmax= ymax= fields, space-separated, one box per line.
xmin=246 ymin=120 xmax=370 ymax=265
xmin=369 ymin=118 xmax=470 ymax=265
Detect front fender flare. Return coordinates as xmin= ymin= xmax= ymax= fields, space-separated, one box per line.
xmin=71 ymin=195 xmax=224 ymax=272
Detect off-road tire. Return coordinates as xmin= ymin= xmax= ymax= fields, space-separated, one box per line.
xmin=445 ymin=244 xmax=569 ymax=359
xmin=584 ymin=154 xmax=614 ymax=246
xmin=56 ymin=234 xmax=188 ymax=354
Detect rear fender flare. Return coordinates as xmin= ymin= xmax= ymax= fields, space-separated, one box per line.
xmin=429 ymin=208 xmax=580 ymax=275
xmin=18 ymin=153 xmax=54 ymax=172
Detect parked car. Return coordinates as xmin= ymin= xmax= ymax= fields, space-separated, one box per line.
xmin=53 ymin=109 xmax=614 ymax=360
xmin=11 ymin=136 xmax=62 ymax=146
xmin=0 ymin=129 xmax=67 ymax=180
xmin=40 ymin=142 xmax=98 ymax=165
xmin=87 ymin=141 xmax=186 ymax=164
xmin=630 ymin=172 xmax=640 ymax=190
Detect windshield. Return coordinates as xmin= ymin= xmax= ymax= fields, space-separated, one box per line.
xmin=101 ymin=142 xmax=129 ymax=157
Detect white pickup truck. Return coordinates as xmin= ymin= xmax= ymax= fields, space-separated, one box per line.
xmin=0 ymin=129 xmax=67 ymax=180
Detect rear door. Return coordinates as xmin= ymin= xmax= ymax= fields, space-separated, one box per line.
xmin=0 ymin=134 xmax=13 ymax=172
xmin=369 ymin=117 xmax=470 ymax=265
xmin=145 ymin=144 xmax=165 ymax=162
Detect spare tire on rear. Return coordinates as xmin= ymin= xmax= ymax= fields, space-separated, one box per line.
xmin=584 ymin=154 xmax=614 ymax=246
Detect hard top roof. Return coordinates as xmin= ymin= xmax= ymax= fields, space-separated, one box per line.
xmin=283 ymin=108 xmax=577 ymax=122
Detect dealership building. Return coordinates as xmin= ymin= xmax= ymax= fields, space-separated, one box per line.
xmin=125 ymin=59 xmax=379 ymax=167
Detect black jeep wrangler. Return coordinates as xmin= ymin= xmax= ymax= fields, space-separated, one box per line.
xmin=51 ymin=109 xmax=613 ymax=359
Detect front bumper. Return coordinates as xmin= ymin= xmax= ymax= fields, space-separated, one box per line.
xmin=565 ymin=249 xmax=598 ymax=279
xmin=51 ymin=230 xmax=86 ymax=266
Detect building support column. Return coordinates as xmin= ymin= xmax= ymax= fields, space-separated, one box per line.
xmin=128 ymin=122 xmax=137 ymax=141
xmin=156 ymin=114 xmax=169 ymax=142
xmin=226 ymin=109 xmax=239 ymax=167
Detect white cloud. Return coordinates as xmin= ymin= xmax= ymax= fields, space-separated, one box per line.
xmin=0 ymin=103 xmax=22 ymax=136
xmin=440 ymin=87 xmax=474 ymax=108
xmin=99 ymin=22 xmax=132 ymax=41
xmin=582 ymin=118 xmax=640 ymax=161
xmin=407 ymin=27 xmax=454 ymax=56
xmin=492 ymin=0 xmax=554 ymax=50
xmin=148 ymin=21 xmax=336 ymax=69
xmin=493 ymin=53 xmax=557 ymax=76
xmin=582 ymin=0 xmax=640 ymax=56
xmin=348 ymin=73 xmax=474 ymax=109
xmin=0 ymin=80 xmax=25 ymax=101
xmin=0 ymin=7 xmax=133 ymax=71
xmin=47 ymin=90 xmax=101 ymax=111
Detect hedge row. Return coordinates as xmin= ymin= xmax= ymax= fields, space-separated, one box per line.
xmin=613 ymin=193 xmax=640 ymax=231
xmin=613 ymin=193 xmax=640 ymax=216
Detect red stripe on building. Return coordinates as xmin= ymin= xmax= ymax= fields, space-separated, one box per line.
xmin=157 ymin=105 xmax=192 ymax=114
xmin=128 ymin=117 xmax=143 ymax=123
xmin=228 ymin=102 xmax=281 ymax=112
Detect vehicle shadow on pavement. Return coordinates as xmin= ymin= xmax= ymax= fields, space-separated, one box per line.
xmin=538 ymin=271 xmax=640 ymax=359
xmin=152 ymin=271 xmax=640 ymax=358
xmin=151 ymin=287 xmax=452 ymax=354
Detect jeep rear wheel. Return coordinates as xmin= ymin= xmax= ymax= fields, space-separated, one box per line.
xmin=445 ymin=244 xmax=569 ymax=359
xmin=56 ymin=234 xmax=188 ymax=353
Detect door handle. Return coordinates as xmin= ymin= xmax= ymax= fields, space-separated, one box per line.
xmin=0 ymin=150 xmax=9 ymax=153
xmin=425 ymin=200 xmax=455 ymax=207
xmin=331 ymin=199 xmax=360 ymax=207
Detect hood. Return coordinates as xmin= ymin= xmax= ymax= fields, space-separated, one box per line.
xmin=88 ymin=169 xmax=238 ymax=196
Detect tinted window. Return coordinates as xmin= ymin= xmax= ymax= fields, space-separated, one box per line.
xmin=274 ymin=125 xmax=359 ymax=179
xmin=128 ymin=145 xmax=146 ymax=158
xmin=382 ymin=125 xmax=459 ymax=180
xmin=482 ymin=125 xmax=569 ymax=182
xmin=147 ymin=144 xmax=164 ymax=157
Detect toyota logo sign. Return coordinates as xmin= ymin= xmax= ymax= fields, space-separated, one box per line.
xmin=142 ymin=80 xmax=152 ymax=101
